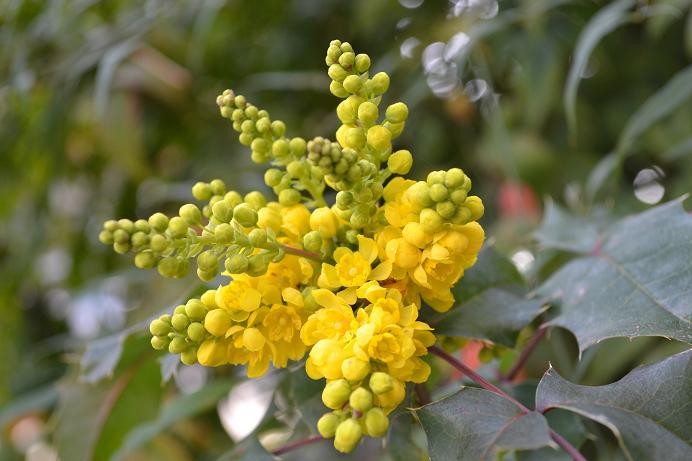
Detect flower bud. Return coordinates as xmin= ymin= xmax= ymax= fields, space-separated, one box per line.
xmin=98 ymin=230 xmax=114 ymax=245
xmin=248 ymin=228 xmax=268 ymax=247
xmin=113 ymin=229 xmax=130 ymax=244
xmin=338 ymin=51 xmax=355 ymax=68
xmin=427 ymin=170 xmax=446 ymax=185
xmin=328 ymin=63 xmax=349 ymax=82
xmin=366 ymin=125 xmax=392 ymax=154
xmin=210 ymin=179 xmax=226 ymax=196
xmin=180 ymin=349 xmax=198 ymax=365
xmin=436 ymin=201 xmax=457 ymax=220
xmin=341 ymin=357 xmax=371 ymax=382
xmin=197 ymin=251 xmax=219 ymax=271
xmin=192 ymin=181 xmax=213 ymax=201
xmin=336 ymin=96 xmax=363 ymax=124
xmin=429 ymin=183 xmax=449 ymax=202
xmin=233 ymin=204 xmax=258 ymax=227
xmin=149 ymin=318 xmax=171 ymax=336
xmin=385 ymin=102 xmax=408 ymax=123
xmin=387 ymin=149 xmax=413 ymax=175
xmin=289 ymin=137 xmax=307 ymax=156
xmin=168 ymin=217 xmax=189 ymax=238
xmin=179 ymin=204 xmax=201 ymax=225
xmin=134 ymin=252 xmax=156 ymax=269
xmin=420 ymin=208 xmax=444 ymax=233
xmin=150 ymin=234 xmax=168 ymax=252
xmin=355 ymin=53 xmax=371 ymax=73
xmin=369 ymin=372 xmax=395 ymax=395
xmin=286 ymin=160 xmax=305 ymax=178
xmin=344 ymin=127 xmax=366 ymax=150
xmin=322 ymin=379 xmax=351 ymax=410
xmin=350 ymin=210 xmax=369 ymax=228
xmin=225 ymin=254 xmax=249 ymax=274
xmin=445 ymin=168 xmax=466 ymax=188
xmin=465 ymin=196 xmax=484 ymax=221
xmin=303 ymin=230 xmax=323 ymax=253
xmin=172 ymin=313 xmax=190 ymax=332
xmin=364 ymin=408 xmax=389 ymax=437
xmin=317 ymin=413 xmax=340 ymax=438
xmin=310 ymin=207 xmax=339 ymax=238
xmin=104 ymin=220 xmax=118 ymax=232
xmin=224 ymin=191 xmax=244 ymax=208
xmin=402 ymin=222 xmax=432 ymax=249
xmin=342 ymin=74 xmax=362 ymax=94
xmin=204 ymin=309 xmax=232 ymax=337
xmin=117 ymin=219 xmax=134 ymax=233
xmin=131 ymin=231 xmax=149 ymax=248
xmin=330 ymin=80 xmax=349 ymax=98
xmin=113 ymin=242 xmax=130 ymax=254
xmin=450 ymin=189 xmax=468 ymax=205
xmin=406 ymin=182 xmax=433 ymax=209
xmin=264 ymin=168 xmax=283 ymax=187
xmin=185 ymin=299 xmax=207 ymax=321
xmin=349 ymin=387 xmax=373 ymax=413
xmin=247 ymin=254 xmax=270 ymax=276
xmin=334 ymin=418 xmax=362 ymax=453
xmin=187 ymin=322 xmax=207 ymax=342
xmin=213 ymin=223 xmax=234 ymax=244
xmin=168 ymin=337 xmax=188 ymax=354
xmin=150 ymin=336 xmax=169 ymax=350
xmin=335 ymin=191 xmax=354 ymax=208
xmin=371 ymin=72 xmax=390 ymax=95
xmin=279 ymin=188 xmax=301 ymax=206
xmin=244 ymin=191 xmax=267 ymax=210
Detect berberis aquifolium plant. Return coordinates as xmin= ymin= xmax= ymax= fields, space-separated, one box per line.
xmin=97 ymin=39 xmax=692 ymax=460
xmin=99 ymin=39 xmax=484 ymax=454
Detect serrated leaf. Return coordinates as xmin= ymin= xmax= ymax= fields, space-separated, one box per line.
xmin=54 ymin=336 xmax=162 ymax=461
xmin=112 ymin=378 xmax=238 ymax=461
xmin=430 ymin=246 xmax=544 ymax=346
xmin=534 ymin=200 xmax=601 ymax=253
xmin=565 ymin=0 xmax=635 ymax=140
xmin=538 ymin=199 xmax=692 ymax=351
xmin=536 ymin=349 xmax=692 ymax=460
xmin=616 ymin=64 xmax=692 ymax=157
xmin=415 ymin=387 xmax=554 ymax=461
xmin=387 ymin=413 xmax=427 ymax=461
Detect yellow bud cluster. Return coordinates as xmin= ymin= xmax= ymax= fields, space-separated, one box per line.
xmin=102 ymin=39 xmax=486 ymax=454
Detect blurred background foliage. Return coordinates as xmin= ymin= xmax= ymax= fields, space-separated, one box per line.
xmin=0 ymin=0 xmax=690 ymax=460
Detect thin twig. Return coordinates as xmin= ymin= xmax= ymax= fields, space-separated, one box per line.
xmin=272 ymin=434 xmax=324 ymax=456
xmin=429 ymin=345 xmax=587 ymax=461
xmin=414 ymin=382 xmax=431 ymax=405
xmin=280 ymin=244 xmax=322 ymax=262
xmin=500 ymin=325 xmax=549 ymax=383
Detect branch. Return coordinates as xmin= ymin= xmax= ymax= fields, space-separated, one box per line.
xmin=429 ymin=345 xmax=586 ymax=461
xmin=272 ymin=434 xmax=324 ymax=456
xmin=279 ymin=244 xmax=322 ymax=262
xmin=500 ymin=325 xmax=549 ymax=383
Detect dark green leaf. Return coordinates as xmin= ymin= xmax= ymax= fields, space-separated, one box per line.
xmin=538 ymin=199 xmax=692 ymax=351
xmin=387 ymin=413 xmax=427 ymax=461
xmin=534 ymin=200 xmax=601 ymax=253
xmin=112 ymin=378 xmax=238 ymax=461
xmin=565 ymin=0 xmax=635 ymax=139
xmin=536 ymin=349 xmax=692 ymax=460
xmin=431 ymin=246 xmax=544 ymax=346
xmin=415 ymin=387 xmax=554 ymax=461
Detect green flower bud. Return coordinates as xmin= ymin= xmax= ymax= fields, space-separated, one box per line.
xmin=286 ymin=160 xmax=305 ymax=178
xmin=385 ymin=102 xmax=409 ymax=123
xmin=197 ymin=267 xmax=215 ymax=282
xmin=344 ymin=127 xmax=366 ymax=150
xmin=427 ymin=170 xmax=446 ymax=185
xmin=248 ymin=228 xmax=268 ymax=247
xmin=303 ymin=230 xmax=323 ymax=253
xmin=172 ymin=313 xmax=190 ymax=332
xmin=330 ymin=80 xmax=349 ymax=98
xmin=355 ymin=53 xmax=371 ymax=73
xmin=341 ymin=357 xmax=371 ymax=382
xmin=328 ymin=63 xmax=349 ymax=82
xmin=279 ymin=188 xmax=301 ymax=206
xmin=338 ymin=51 xmax=355 ymax=68
xmin=98 ymin=230 xmax=114 ymax=245
xmin=272 ymin=139 xmax=290 ymax=158
xmin=192 ymin=182 xmax=213 ymax=201
xmin=335 ymin=191 xmax=354 ymax=208
xmin=345 ymin=229 xmax=359 ymax=244
xmin=134 ymin=219 xmax=150 ymax=233
xmin=364 ymin=408 xmax=389 ymax=437
xmin=113 ymin=242 xmax=131 ymax=254
xmin=130 ymin=232 xmax=148 ymax=247
xmin=465 ymin=196 xmax=484 ymax=221
xmin=350 ymin=210 xmax=369 ymax=228
xmin=387 ymin=149 xmax=413 ymax=175
xmin=157 ymin=257 xmax=178 ymax=277
xmin=244 ymin=105 xmax=258 ymax=119
xmin=289 ymin=137 xmax=307 ymax=156
xmin=225 ymin=254 xmax=249 ymax=274
xmin=214 ymin=223 xmax=234 ymax=244
xmin=420 ymin=208 xmax=444 ymax=233
xmin=264 ymin=168 xmax=284 ymax=187
xmin=255 ymin=117 xmax=271 ymax=134
xmin=134 ymin=252 xmax=157 ymax=269
xmin=371 ymin=72 xmax=390 ymax=95
xmin=238 ymin=132 xmax=254 ymax=146
xmin=369 ymin=372 xmax=394 ymax=394
xmin=210 ymin=179 xmax=226 ymax=196
xmin=450 ymin=189 xmax=468 ymax=205
xmin=445 ymin=168 xmax=466 ymax=188
xmin=251 ymin=138 xmax=269 ymax=154
xmin=117 ymin=219 xmax=135 ymax=234
xmin=336 ymin=96 xmax=361 ymax=124
xmin=168 ymin=217 xmax=189 ymax=238
xmin=151 ymin=336 xmax=169 ymax=350
xmin=246 ymin=253 xmax=271 ymax=276
xmin=429 ymin=183 xmax=449 ymax=202
xmin=150 ymin=234 xmax=168 ymax=252
xmin=169 ymin=337 xmax=188 ymax=354
xmin=113 ymin=229 xmax=130 ymax=244
xmin=271 ymin=120 xmax=286 ymax=137
xmin=185 ymin=299 xmax=207 ymax=321
xmin=187 ymin=322 xmax=207 ymax=342
xmin=148 ymin=213 xmax=169 ymax=233
xmin=406 ymin=182 xmax=433 ymax=209
xmin=322 ymin=379 xmax=351 ymax=410
xmin=224 ymin=191 xmax=244 ymax=208
xmin=317 ymin=413 xmax=340 ymax=438
xmin=180 ymin=349 xmax=197 ymax=365
xmin=104 ymin=220 xmax=118 ymax=232
xmin=204 ymin=309 xmax=232 ymax=337
xmin=149 ymin=318 xmax=172 ymax=336
xmin=349 ymin=387 xmax=373 ymax=412
xmin=342 ymin=74 xmax=362 ymax=94
xmin=357 ymin=101 xmax=378 ymax=125
xmin=251 ymin=150 xmax=270 ymax=163
xmin=436 ymin=201 xmax=457 ymax=219
xmin=179 ymin=203 xmax=202 ymax=225
xmin=197 ymin=251 xmax=219 ymax=271
xmin=233 ymin=204 xmax=258 ymax=227
xmin=334 ymin=418 xmax=362 ymax=453
xmin=384 ymin=121 xmax=405 ymax=138
xmin=244 ymin=191 xmax=267 ymax=210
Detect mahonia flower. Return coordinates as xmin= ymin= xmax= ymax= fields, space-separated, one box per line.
xmin=104 ymin=39 xmax=485 ymax=454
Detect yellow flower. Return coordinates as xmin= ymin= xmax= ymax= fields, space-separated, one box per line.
xmin=301 ymin=289 xmax=356 ymax=345
xmin=310 ymin=207 xmax=339 ymax=238
xmin=382 ymin=177 xmax=418 ymax=228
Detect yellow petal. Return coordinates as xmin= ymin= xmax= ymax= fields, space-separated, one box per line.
xmin=430 ymin=244 xmax=450 ymax=261
xmin=357 ymin=235 xmax=379 ymax=264
xmin=282 ymin=287 xmax=304 ymax=307
xmin=312 ymin=288 xmax=346 ymax=310
xmin=243 ymin=328 xmax=266 ymax=351
xmin=333 ymin=246 xmax=352 ymax=263
xmin=370 ymin=261 xmax=392 ymax=280
xmin=318 ymin=263 xmax=341 ymax=288
xmin=412 ymin=265 xmax=430 ymax=288
xmin=339 ymin=287 xmax=358 ymax=305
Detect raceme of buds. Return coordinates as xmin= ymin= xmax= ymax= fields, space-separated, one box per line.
xmin=100 ymin=39 xmax=485 ymax=454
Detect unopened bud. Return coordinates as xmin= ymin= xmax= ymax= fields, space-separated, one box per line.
xmin=179 ymin=204 xmax=201 ymax=225
xmin=317 ymin=412 xmax=340 ymax=438
xmin=364 ymin=408 xmax=389 ymax=437
xmin=322 ymin=379 xmax=351 ymax=410
xmin=204 ymin=309 xmax=232 ymax=337
xmin=233 ymin=204 xmax=258 ymax=227
xmin=369 ymin=372 xmax=394 ymax=394
xmin=387 ymin=150 xmax=413 ymax=175
xmin=334 ymin=418 xmax=362 ymax=453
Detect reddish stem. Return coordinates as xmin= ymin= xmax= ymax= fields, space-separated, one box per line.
xmin=272 ymin=434 xmax=324 ymax=456
xmin=500 ymin=325 xmax=549 ymax=383
xmin=280 ymin=244 xmax=322 ymax=262
xmin=429 ymin=345 xmax=587 ymax=461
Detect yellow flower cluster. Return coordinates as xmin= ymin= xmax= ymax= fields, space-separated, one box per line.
xmin=107 ymin=39 xmax=485 ymax=454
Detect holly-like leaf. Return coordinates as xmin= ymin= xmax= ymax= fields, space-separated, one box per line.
xmin=415 ymin=387 xmax=554 ymax=461
xmin=534 ymin=200 xmax=601 ymax=253
xmin=536 ymin=349 xmax=692 ymax=460
xmin=537 ymin=199 xmax=692 ymax=351
xmin=430 ymin=246 xmax=544 ymax=346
